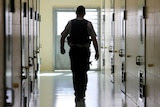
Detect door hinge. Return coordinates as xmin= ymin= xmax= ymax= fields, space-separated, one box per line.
xmin=30 ymin=8 xmax=33 ymax=19
xmin=103 ymin=15 xmax=105 ymax=22
xmin=103 ymin=59 xmax=105 ymax=66
xmin=124 ymin=10 xmax=127 ymax=20
xmin=143 ymin=6 xmax=146 ymax=19
xmin=23 ymin=2 xmax=27 ymax=17
xmin=35 ymin=11 xmax=37 ymax=20
xmin=10 ymin=0 xmax=15 ymax=13
xmin=112 ymin=13 xmax=115 ymax=21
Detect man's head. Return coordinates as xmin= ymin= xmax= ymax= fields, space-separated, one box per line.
xmin=76 ymin=5 xmax=86 ymax=17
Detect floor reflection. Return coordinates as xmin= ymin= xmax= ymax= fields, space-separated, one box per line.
xmin=37 ymin=71 xmax=123 ymax=107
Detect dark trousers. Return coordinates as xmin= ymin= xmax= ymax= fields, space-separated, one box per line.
xmin=69 ymin=47 xmax=90 ymax=98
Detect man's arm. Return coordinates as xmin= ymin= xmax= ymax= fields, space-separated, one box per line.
xmin=88 ymin=22 xmax=99 ymax=60
xmin=60 ymin=21 xmax=71 ymax=54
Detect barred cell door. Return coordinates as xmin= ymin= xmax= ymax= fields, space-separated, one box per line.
xmin=136 ymin=0 xmax=146 ymax=106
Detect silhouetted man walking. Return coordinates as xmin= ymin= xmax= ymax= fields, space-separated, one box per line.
xmin=60 ymin=5 xmax=99 ymax=102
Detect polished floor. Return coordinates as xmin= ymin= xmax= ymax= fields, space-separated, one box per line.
xmin=32 ymin=71 xmax=124 ymax=107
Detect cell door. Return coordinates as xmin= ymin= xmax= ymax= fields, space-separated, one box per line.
xmin=32 ymin=0 xmax=39 ymax=94
xmin=33 ymin=0 xmax=37 ymax=79
xmin=101 ymin=0 xmax=106 ymax=74
xmin=4 ymin=0 xmax=14 ymax=106
xmin=34 ymin=0 xmax=40 ymax=94
xmin=119 ymin=0 xmax=126 ymax=106
xmin=136 ymin=0 xmax=146 ymax=107
xmin=28 ymin=0 xmax=34 ymax=101
xmin=36 ymin=0 xmax=41 ymax=76
xmin=109 ymin=0 xmax=115 ymax=83
xmin=21 ymin=0 xmax=29 ymax=107
xmin=120 ymin=0 xmax=126 ymax=94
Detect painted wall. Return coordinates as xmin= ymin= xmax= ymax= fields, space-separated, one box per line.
xmin=40 ymin=0 xmax=101 ymax=72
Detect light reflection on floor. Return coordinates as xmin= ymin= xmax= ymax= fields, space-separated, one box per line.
xmin=36 ymin=71 xmax=123 ymax=107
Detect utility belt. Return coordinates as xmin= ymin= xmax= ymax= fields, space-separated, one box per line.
xmin=69 ymin=43 xmax=90 ymax=48
xmin=67 ymin=36 xmax=91 ymax=48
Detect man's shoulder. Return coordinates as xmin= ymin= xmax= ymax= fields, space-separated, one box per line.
xmin=68 ymin=18 xmax=77 ymax=23
xmin=67 ymin=20 xmax=73 ymax=26
xmin=83 ymin=19 xmax=91 ymax=23
xmin=86 ymin=21 xmax=93 ymax=28
xmin=71 ymin=18 xmax=77 ymax=22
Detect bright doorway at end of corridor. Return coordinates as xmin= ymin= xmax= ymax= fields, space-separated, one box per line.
xmin=54 ymin=8 xmax=100 ymax=71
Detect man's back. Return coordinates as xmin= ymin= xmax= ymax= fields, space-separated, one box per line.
xmin=60 ymin=5 xmax=99 ymax=102
xmin=70 ymin=19 xmax=90 ymax=45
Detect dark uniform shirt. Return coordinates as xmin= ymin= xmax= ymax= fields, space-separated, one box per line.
xmin=61 ymin=18 xmax=97 ymax=41
xmin=70 ymin=19 xmax=90 ymax=45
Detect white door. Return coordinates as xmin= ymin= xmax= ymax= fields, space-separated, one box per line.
xmin=137 ymin=0 xmax=146 ymax=106
xmin=4 ymin=0 xmax=14 ymax=106
xmin=120 ymin=0 xmax=126 ymax=106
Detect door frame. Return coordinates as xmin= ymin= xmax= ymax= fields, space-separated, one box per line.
xmin=53 ymin=8 xmax=101 ymax=71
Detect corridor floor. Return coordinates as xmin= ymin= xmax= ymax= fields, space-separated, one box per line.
xmin=36 ymin=71 xmax=124 ymax=107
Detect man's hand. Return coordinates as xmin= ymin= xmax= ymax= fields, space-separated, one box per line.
xmin=95 ymin=53 xmax=99 ymax=60
xmin=61 ymin=47 xmax=66 ymax=54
